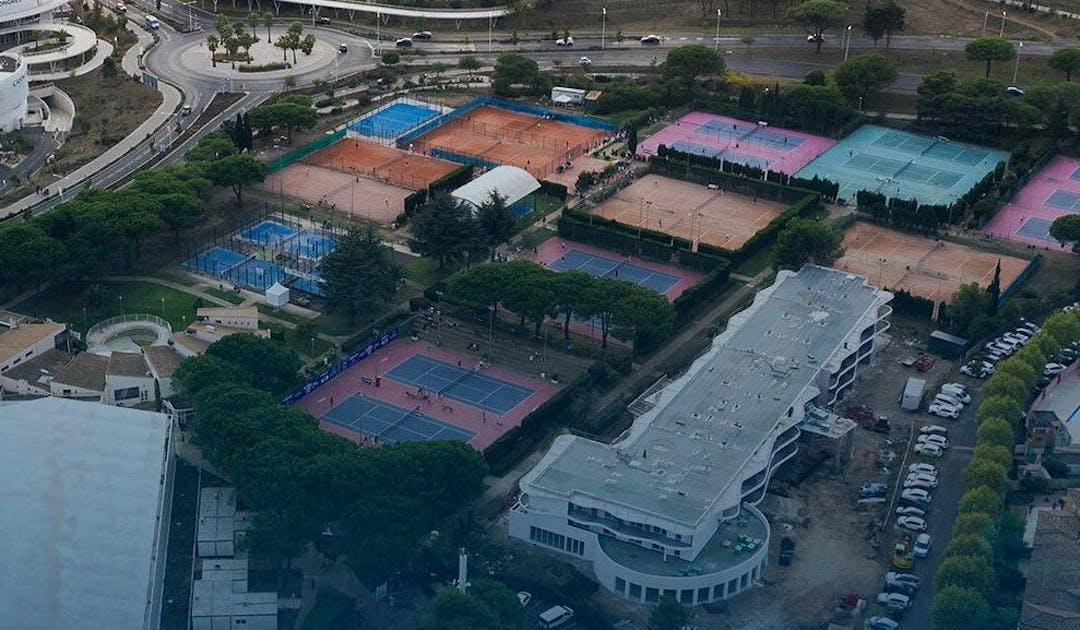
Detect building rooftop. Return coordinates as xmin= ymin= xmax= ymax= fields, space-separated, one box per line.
xmin=451 ymin=165 xmax=540 ymax=208
xmin=52 ymin=351 xmax=109 ymax=392
xmin=0 ymin=397 xmax=171 ymax=629
xmin=1020 ymin=499 xmax=1080 ymax=630
xmin=197 ymin=306 xmax=259 ymax=320
xmin=0 ymin=320 xmax=65 ymax=366
xmin=2 ymin=348 xmax=74 ymax=385
xmin=107 ymin=351 xmax=150 ymax=378
xmin=527 ymin=266 xmax=886 ymax=527
xmin=191 ymin=580 xmax=277 ymax=621
xmin=0 ymin=54 xmax=17 ymax=73
xmin=144 ymin=345 xmax=184 ymax=378
xmin=1032 ymin=365 xmax=1080 ymax=444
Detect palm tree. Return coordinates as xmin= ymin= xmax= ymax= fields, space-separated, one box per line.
xmin=206 ymin=33 xmax=219 ymax=67
xmin=247 ymin=12 xmax=261 ymax=44
xmin=262 ymin=11 xmax=273 ymax=43
xmin=55 ymin=29 xmax=71 ymax=45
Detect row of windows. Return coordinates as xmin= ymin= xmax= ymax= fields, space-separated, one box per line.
xmin=613 ymin=565 xmax=759 ymax=604
xmin=529 ymin=526 xmax=584 ymax=556
xmin=567 ymin=504 xmax=685 ymax=544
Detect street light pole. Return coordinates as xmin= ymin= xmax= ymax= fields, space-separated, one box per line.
xmin=1013 ymin=41 xmax=1023 ymax=84
xmin=602 ymin=7 xmax=606 ymax=51
xmin=715 ymin=10 xmax=721 ymax=52
xmin=376 ymin=12 xmax=380 ymax=57
xmin=1000 ymin=11 xmax=1006 ymax=38
xmin=844 ymin=25 xmax=852 ymax=61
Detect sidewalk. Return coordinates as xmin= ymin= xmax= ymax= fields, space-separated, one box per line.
xmin=0 ymin=23 xmax=181 ymax=219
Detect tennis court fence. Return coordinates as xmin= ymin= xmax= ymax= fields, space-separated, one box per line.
xmin=268 ymin=129 xmax=347 ymax=173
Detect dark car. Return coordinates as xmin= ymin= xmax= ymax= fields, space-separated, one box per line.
xmin=779 ymin=537 xmax=796 ymax=565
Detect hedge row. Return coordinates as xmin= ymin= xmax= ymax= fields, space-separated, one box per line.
xmin=558 ymin=208 xmax=693 ymax=264
xmin=889 ymin=288 xmax=935 ymax=319
xmin=538 ymin=179 xmax=569 ymax=201
xmin=856 ymin=190 xmax=954 ymax=231
xmin=672 ymin=259 xmax=732 ymax=325
xmin=428 ymin=164 xmax=474 ymax=196
xmin=649 ymin=153 xmax=812 ymax=205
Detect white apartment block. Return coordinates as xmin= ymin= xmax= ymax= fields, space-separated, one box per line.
xmin=508 ymin=266 xmax=893 ymax=606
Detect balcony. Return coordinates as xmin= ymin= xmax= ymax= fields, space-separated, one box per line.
xmin=568 ymin=506 xmax=690 ymax=548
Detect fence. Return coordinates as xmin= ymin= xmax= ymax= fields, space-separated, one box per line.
xmin=999 ymin=254 xmax=1041 ymax=305
xmin=267 ymin=128 xmax=347 ymax=173
xmin=85 ymin=313 xmax=174 ymax=344
xmin=280 ymin=327 xmax=400 ymax=404
xmin=426 ymin=147 xmax=501 ymax=171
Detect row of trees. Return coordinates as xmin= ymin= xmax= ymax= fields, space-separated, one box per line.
xmin=449 ymin=259 xmax=675 ymax=352
xmin=931 ymin=308 xmax=1080 ymax=629
xmin=247 ymin=94 xmax=318 ymax=143
xmin=916 ymin=71 xmax=1041 ymax=141
xmin=408 ymin=192 xmax=517 ymax=267
xmin=173 ymin=334 xmax=488 ymax=584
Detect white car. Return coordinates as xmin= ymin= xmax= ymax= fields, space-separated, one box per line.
xmin=928 ymin=404 xmax=960 ymax=420
xmin=960 ymin=363 xmax=991 ymax=378
xmin=896 ymin=505 xmax=926 ymax=518
xmin=1010 ymin=329 xmax=1031 ymax=342
xmin=1045 ymin=362 xmax=1067 ymax=376
xmin=940 ymin=385 xmax=971 ymax=403
xmin=885 ymin=572 xmax=921 ymax=588
xmin=1018 ymin=321 xmax=1040 ymax=334
xmin=867 ymin=617 xmax=900 ymax=630
xmin=640 ymin=34 xmax=662 ymax=45
xmin=909 ymin=463 xmax=937 ymax=475
xmin=914 ymin=442 xmax=944 ymax=457
xmin=987 ymin=341 xmax=1014 ymax=356
xmin=579 ymin=56 xmax=592 ymax=66
xmin=412 ymin=30 xmax=433 ymax=40
xmin=934 ymin=394 xmax=965 ymax=409
xmin=904 ymin=479 xmax=935 ymax=492
xmin=918 ymin=434 xmax=949 ymax=449
xmin=913 ymin=533 xmax=931 ymax=558
xmin=1002 ymin=332 xmax=1028 ymax=346
xmin=876 ymin=592 xmax=911 ymax=611
xmin=555 ymin=36 xmax=574 ymax=46
xmin=395 ymin=37 xmax=413 ymax=47
xmin=897 ymin=516 xmax=927 ymax=532
xmin=920 ymin=425 xmax=949 ymax=436
xmin=907 ymin=473 xmax=938 ymax=487
xmin=901 ymin=488 xmax=932 ymax=504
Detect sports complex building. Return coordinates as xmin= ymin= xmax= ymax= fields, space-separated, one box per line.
xmin=509 ymin=266 xmax=893 ymax=605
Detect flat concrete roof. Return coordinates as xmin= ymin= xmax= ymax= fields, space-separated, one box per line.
xmin=1033 ymin=365 xmax=1080 ymax=444
xmin=0 ymin=397 xmax=170 ymax=629
xmin=529 ymin=266 xmax=885 ymax=527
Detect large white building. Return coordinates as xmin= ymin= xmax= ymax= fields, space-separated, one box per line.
xmin=0 ymin=52 xmax=28 ymax=131
xmin=0 ymin=397 xmax=175 ymax=629
xmin=509 ymin=266 xmax=893 ymax=606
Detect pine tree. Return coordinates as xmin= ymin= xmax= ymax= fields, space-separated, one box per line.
xmin=241 ymin=112 xmax=253 ymax=152
xmin=231 ymin=113 xmax=245 ymax=151
xmin=986 ymin=259 xmax=1001 ymax=314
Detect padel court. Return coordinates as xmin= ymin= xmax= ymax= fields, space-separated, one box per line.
xmin=323 ymin=393 xmax=475 ymax=443
xmin=386 ymin=354 xmax=534 ymax=415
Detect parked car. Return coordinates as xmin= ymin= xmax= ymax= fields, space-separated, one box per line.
xmin=859 ymin=482 xmax=889 ymax=496
xmin=116 ymin=1 xmax=126 ymax=10
xmin=885 ymin=572 xmax=921 ymax=588
xmin=896 ymin=506 xmax=926 ymax=518
xmin=640 ymin=34 xmax=662 ymax=44
xmin=338 ymin=43 xmax=348 ymax=53
xmin=906 ymin=473 xmax=938 ymax=488
xmin=1002 ymin=332 xmax=1028 ymax=345
xmin=909 ymin=463 xmax=938 ymax=475
xmin=876 ymin=592 xmax=911 ymax=611
xmin=901 ymin=488 xmax=932 ymax=504
xmin=395 ymin=37 xmax=413 ymax=47
xmin=928 ymin=404 xmax=960 ymax=420
xmin=960 ymin=362 xmax=990 ymax=378
xmin=918 ymin=434 xmax=949 ymax=449
xmin=940 ymin=385 xmax=971 ymax=403
xmin=867 ymin=617 xmax=900 ymax=630
xmin=920 ymin=425 xmax=949 ymax=436
xmin=914 ymin=442 xmax=944 ymax=457
xmin=807 ymin=33 xmax=824 ymax=43
xmin=579 ymin=56 xmax=592 ymax=66
xmin=1018 ymin=320 xmax=1040 ymax=334
xmin=884 ymin=579 xmax=917 ymax=596
xmin=934 ymin=393 xmax=965 ymax=409
xmin=555 ymin=36 xmax=574 ymax=46
xmin=904 ymin=480 xmax=935 ymax=493
xmin=913 ymin=533 xmax=931 ymax=558
xmin=412 ymin=30 xmax=433 ymax=39
xmin=897 ymin=516 xmax=927 ymax=532
xmin=1045 ymin=362 xmax=1067 ymax=376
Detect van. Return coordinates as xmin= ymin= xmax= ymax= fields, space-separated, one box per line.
xmin=145 ymin=15 xmax=160 ymax=29
xmin=539 ymin=605 xmax=574 ymax=629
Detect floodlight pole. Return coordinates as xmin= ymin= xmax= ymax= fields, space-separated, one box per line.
xmin=1000 ymin=11 xmax=1006 ymax=38
xmin=376 ymin=12 xmax=380 ymax=57
xmin=602 ymin=7 xmax=606 ymax=51
xmin=1013 ymin=42 xmax=1023 ymax=85
xmin=844 ymin=25 xmax=852 ymax=61
xmin=715 ymin=10 xmax=721 ymax=52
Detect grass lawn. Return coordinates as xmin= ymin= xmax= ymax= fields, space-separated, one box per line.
xmin=312 ymin=307 xmax=381 ymax=337
xmin=205 ymin=286 xmax=246 ymax=305
xmin=399 ymin=253 xmax=446 ymax=287
xmin=300 ymin=588 xmax=355 ymax=630
xmin=256 ymin=303 xmax=308 ymax=325
xmin=734 ymin=247 xmax=774 ymax=277
xmin=153 ymin=271 xmax=200 ymax=287
xmin=13 ymin=281 xmax=201 ymax=335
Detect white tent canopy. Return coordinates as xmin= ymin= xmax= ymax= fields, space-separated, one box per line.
xmin=266 ymin=282 xmax=289 ymax=307
xmin=451 ymin=165 xmax=541 ymax=209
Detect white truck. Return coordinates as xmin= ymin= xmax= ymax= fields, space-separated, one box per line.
xmin=900 ymin=377 xmax=926 ymax=411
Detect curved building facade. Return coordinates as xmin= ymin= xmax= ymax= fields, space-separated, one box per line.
xmin=509 ymin=265 xmax=893 ymax=605
xmin=0 ymin=53 xmax=28 ymax=131
xmin=0 ymin=0 xmax=71 ymax=26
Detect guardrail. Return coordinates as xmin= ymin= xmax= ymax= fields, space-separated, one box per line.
xmin=86 ymin=313 xmax=173 ymax=342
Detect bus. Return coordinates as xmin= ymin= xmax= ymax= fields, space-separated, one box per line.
xmin=145 ymin=15 xmax=160 ymax=29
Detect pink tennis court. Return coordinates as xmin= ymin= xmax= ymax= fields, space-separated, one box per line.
xmin=984 ymin=156 xmax=1080 ymax=251
xmin=637 ymin=112 xmax=835 ymax=174
xmin=295 ymin=337 xmax=560 ymax=450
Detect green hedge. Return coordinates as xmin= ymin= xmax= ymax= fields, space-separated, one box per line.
xmin=558 ymin=208 xmax=691 ymax=263
xmin=649 ymin=154 xmax=812 ymax=205
xmin=403 ymin=189 xmax=427 ymax=217
xmin=672 ymin=262 xmax=732 ymax=325
xmin=428 ymin=164 xmax=474 ymax=196
xmin=538 ymin=179 xmax=569 ymax=201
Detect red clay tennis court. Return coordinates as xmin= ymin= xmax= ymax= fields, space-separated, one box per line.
xmin=295 ymin=337 xmax=561 ymax=450
xmin=263 ymin=163 xmax=413 ymax=224
xmin=410 ymin=105 xmax=609 ymax=179
xmin=836 ymin=222 xmax=1030 ymax=303
xmin=591 ymin=174 xmax=785 ymax=251
xmin=304 ymin=138 xmax=459 ymax=191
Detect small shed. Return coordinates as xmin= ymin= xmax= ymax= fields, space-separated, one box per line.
xmin=266 ymin=282 xmax=289 ymax=308
xmin=551 ymin=86 xmax=586 ymax=106
xmin=928 ymin=330 xmax=970 ymax=359
xmin=583 ymin=90 xmax=603 ymax=111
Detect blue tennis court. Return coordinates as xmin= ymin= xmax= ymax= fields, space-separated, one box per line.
xmin=226 ymin=258 xmax=289 ymax=291
xmin=386 ymin=354 xmax=534 ymax=415
xmin=547 ymin=249 xmax=680 ymax=294
xmin=1018 ymin=217 xmax=1055 ymax=241
xmin=323 ymin=394 xmax=475 ymax=444
xmin=183 ymin=246 xmax=249 ymax=277
xmin=288 ymin=270 xmax=326 ymax=296
xmin=1071 ymin=167 xmax=1080 ymax=182
xmin=349 ymin=102 xmax=441 ymax=139
xmin=696 ymin=120 xmax=805 ymax=151
xmin=671 ymin=140 xmax=770 ymax=170
xmin=1046 ymin=189 xmax=1080 ymax=212
xmin=290 ymin=230 xmax=338 ymax=259
xmin=239 ymin=219 xmax=299 ymax=245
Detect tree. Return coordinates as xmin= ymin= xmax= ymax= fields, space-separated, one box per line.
xmin=262 ymin=11 xmax=273 ymax=42
xmin=981 ymin=373 xmax=1026 ymax=404
xmin=931 ymin=586 xmax=991 ymax=630
xmin=627 ymin=127 xmax=639 ymax=154
xmin=0 ymin=222 xmax=66 ymax=290
xmin=648 ymin=596 xmax=691 ymax=630
xmin=492 ymin=52 xmax=549 ymax=96
xmin=205 ymin=333 xmax=302 ymax=395
xmin=1042 ymin=455 xmax=1070 ymax=478
xmin=952 ymin=512 xmax=995 ymax=539
xmin=551 ymin=270 xmax=592 ymax=340
xmin=833 ymin=54 xmax=897 ymax=102
xmin=779 ymin=84 xmax=852 ymax=133
xmin=381 ymin=50 xmax=400 ymax=65
xmin=934 ymin=555 xmax=996 ymax=598
xmin=1049 ymin=48 xmax=1080 ymax=81
xmin=427 ymin=578 xmax=522 ymax=630
xmin=186 ymin=130 xmax=238 ymax=161
xmin=945 ymin=283 xmax=992 ymax=339
xmin=248 ymin=99 xmax=317 ymax=143
xmin=862 ymin=1 xmax=905 ymax=48
xmin=975 ymin=395 xmax=1024 ymax=427
xmin=408 ymin=194 xmax=482 ymax=267
xmin=1049 ymin=214 xmax=1080 ymax=250
xmin=965 ymin=38 xmax=1016 ymax=79
xmin=977 ymin=417 xmax=1015 ymax=449
xmin=963 ymin=458 xmax=1007 ymax=493
xmin=206 ymin=154 xmax=268 ymax=205
xmin=1044 ymin=310 xmax=1080 ymax=347
xmin=986 ymin=259 xmax=1001 ymax=313
xmin=973 ymin=443 xmax=1013 ymax=471
xmin=300 ymin=33 xmax=316 ymax=57
xmin=321 ymin=228 xmax=402 ymax=320
xmin=477 ymin=192 xmax=516 ymax=258
xmin=773 ymin=218 xmax=844 ymax=269
xmin=917 ymin=70 xmax=959 ymax=120
xmin=206 ymin=34 xmax=220 ymax=67
xmin=959 ymin=485 xmax=1004 ymax=517
xmin=575 ymin=171 xmax=597 ymax=190
xmin=459 ymin=55 xmax=481 ymax=71
xmin=945 ymin=534 xmax=994 ymax=561
xmin=500 ymin=261 xmax=556 ymax=336
xmin=993 ymin=359 xmax=1036 ymax=388
xmin=662 ymin=45 xmax=725 ymax=84
xmin=789 ymin=0 xmax=849 ymax=54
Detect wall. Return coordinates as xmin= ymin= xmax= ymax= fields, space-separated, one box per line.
xmin=105 ymin=374 xmax=153 ymax=407
xmin=0 ymin=328 xmax=59 ymax=373
xmin=0 ymin=55 xmax=28 ymax=132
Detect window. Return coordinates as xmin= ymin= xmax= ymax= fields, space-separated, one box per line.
xmin=728 ymin=578 xmax=738 ymax=594
xmin=615 ymin=578 xmax=626 ymax=595
xmin=568 ymin=537 xmax=584 ymax=556
xmin=645 ymin=587 xmax=659 ymax=603
xmin=741 ymin=573 xmax=749 ymax=589
xmin=629 ymin=583 xmax=642 ymax=600
xmin=673 ymin=550 xmax=681 ymax=558
xmin=663 ymin=589 xmax=676 ymax=600
xmin=680 ymin=589 xmax=694 ymax=605
xmin=114 ymin=386 xmax=141 ymax=401
xmin=713 ymin=584 xmax=724 ymax=600
xmin=697 ymin=587 xmax=710 ymax=603
xmin=530 ymin=526 xmax=583 ymax=556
